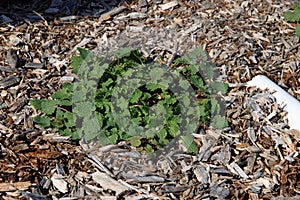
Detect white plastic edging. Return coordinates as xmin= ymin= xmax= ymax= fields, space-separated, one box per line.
xmin=247 ymin=75 xmax=300 ymax=131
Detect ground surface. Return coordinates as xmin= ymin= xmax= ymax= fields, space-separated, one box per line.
xmin=0 ymin=0 xmax=299 ymax=199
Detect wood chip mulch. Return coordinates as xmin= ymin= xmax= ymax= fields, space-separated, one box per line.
xmin=0 ymin=0 xmax=299 ymax=199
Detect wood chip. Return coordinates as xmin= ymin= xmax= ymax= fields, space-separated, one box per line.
xmin=92 ymin=171 xmax=129 ymax=195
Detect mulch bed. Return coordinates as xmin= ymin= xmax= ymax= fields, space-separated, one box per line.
xmin=0 ymin=0 xmax=299 ymax=199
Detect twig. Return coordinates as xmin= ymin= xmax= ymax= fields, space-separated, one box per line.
xmin=32 ymin=10 xmax=48 ymax=26
xmin=166 ymin=42 xmax=179 ymax=69
xmin=100 ymin=5 xmax=127 ymax=21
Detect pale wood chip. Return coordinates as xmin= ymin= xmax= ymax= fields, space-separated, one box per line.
xmin=159 ymin=1 xmax=178 ymax=11
xmin=51 ymin=174 xmax=68 ymax=193
xmin=92 ymin=171 xmax=129 ymax=195
xmin=229 ymin=162 xmax=249 ymax=179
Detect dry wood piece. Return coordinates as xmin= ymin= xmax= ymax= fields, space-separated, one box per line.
xmin=100 ymin=5 xmax=127 ymax=21
xmin=0 ymin=76 xmax=20 ymax=88
xmin=51 ymin=174 xmax=68 ymax=193
xmin=92 ymin=171 xmax=130 ymax=196
xmin=0 ymin=182 xmax=31 ymax=192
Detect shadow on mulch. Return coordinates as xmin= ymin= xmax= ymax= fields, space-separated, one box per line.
xmin=0 ymin=0 xmax=130 ymax=24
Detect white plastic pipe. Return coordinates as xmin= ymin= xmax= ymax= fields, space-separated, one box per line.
xmin=247 ymin=75 xmax=300 ymax=131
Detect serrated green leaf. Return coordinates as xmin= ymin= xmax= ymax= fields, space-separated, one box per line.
xmin=182 ymin=95 xmax=190 ymax=107
xmin=71 ymin=56 xmax=82 ymax=74
xmin=188 ymin=65 xmax=199 ymax=75
xmin=60 ymin=127 xmax=72 ymax=136
xmin=165 ymin=96 xmax=177 ymax=104
xmin=73 ymin=102 xmax=95 ymax=117
xmin=41 ymin=100 xmax=59 ymax=115
xmin=51 ymin=83 xmax=73 ymax=100
xmin=129 ymin=137 xmax=141 ymax=147
xmin=181 ymin=135 xmax=198 ymax=153
xmin=30 ymin=99 xmax=43 ymax=110
xmin=144 ymin=144 xmax=154 ymax=153
xmin=211 ymin=115 xmax=228 ymax=129
xmin=179 ymin=80 xmax=190 ymax=90
xmin=108 ymin=134 xmax=118 ymax=144
xmin=32 ymin=100 xmax=59 ymax=115
xmin=55 ymin=109 xmax=64 ymax=120
xmin=284 ymin=11 xmax=298 ymax=22
xmin=210 ymin=82 xmax=228 ymax=94
xmin=296 ymin=23 xmax=300 ymax=37
xmin=146 ymin=83 xmax=164 ymax=91
xmin=78 ymin=47 xmax=91 ymax=59
xmin=59 ymin=100 xmax=72 ymax=106
xmin=71 ymin=48 xmax=93 ymax=74
xmin=63 ymin=112 xmax=75 ymax=128
xmin=210 ymin=98 xmax=220 ymax=114
xmin=156 ymin=129 xmax=167 ymax=140
xmin=191 ymin=75 xmax=204 ymax=88
xmin=112 ymin=47 xmax=132 ymax=58
xmin=130 ymin=89 xmax=142 ymax=103
xmin=33 ymin=116 xmax=51 ymax=127
xmin=83 ymin=117 xmax=100 ymax=141
xmin=167 ymin=120 xmax=180 ymax=137
xmin=71 ymin=131 xmax=81 ymax=140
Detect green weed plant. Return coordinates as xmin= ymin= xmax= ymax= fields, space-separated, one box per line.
xmin=30 ymin=47 xmax=228 ymax=154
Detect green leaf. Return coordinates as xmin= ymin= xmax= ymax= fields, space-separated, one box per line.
xmin=284 ymin=2 xmax=300 ymax=38
xmin=210 ymin=82 xmax=228 ymax=94
xmin=146 ymin=83 xmax=165 ymax=91
xmin=129 ymin=137 xmax=141 ymax=147
xmin=156 ymin=129 xmax=167 ymax=140
xmin=187 ymin=65 xmax=199 ymax=75
xmin=144 ymin=144 xmax=154 ymax=153
xmin=33 ymin=116 xmax=51 ymax=128
xmin=71 ymin=56 xmax=82 ymax=74
xmin=41 ymin=100 xmax=59 ymax=115
xmin=112 ymin=47 xmax=132 ymax=58
xmin=130 ymin=89 xmax=143 ymax=103
xmin=181 ymin=135 xmax=198 ymax=153
xmin=30 ymin=99 xmax=43 ymax=110
xmin=158 ymin=138 xmax=169 ymax=146
xmin=108 ymin=134 xmax=118 ymax=144
xmin=73 ymin=102 xmax=95 ymax=117
xmin=78 ymin=47 xmax=91 ymax=59
xmin=210 ymin=98 xmax=220 ymax=114
xmin=31 ymin=99 xmax=59 ymax=115
xmin=284 ymin=11 xmax=298 ymax=22
xmin=59 ymin=100 xmax=72 ymax=106
xmin=211 ymin=115 xmax=228 ymax=129
xmin=182 ymin=95 xmax=190 ymax=107
xmin=179 ymin=80 xmax=190 ymax=90
xmin=296 ymin=23 xmax=300 ymax=37
xmin=64 ymin=112 xmax=75 ymax=128
xmin=60 ymin=128 xmax=72 ymax=136
xmin=72 ymin=87 xmax=88 ymax=103
xmin=71 ymin=48 xmax=93 ymax=74
xmin=284 ymin=2 xmax=300 ymax=22
xmin=51 ymin=83 xmax=73 ymax=100
xmin=83 ymin=117 xmax=100 ymax=141
xmin=191 ymin=75 xmax=204 ymax=88
xmin=167 ymin=120 xmax=180 ymax=137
